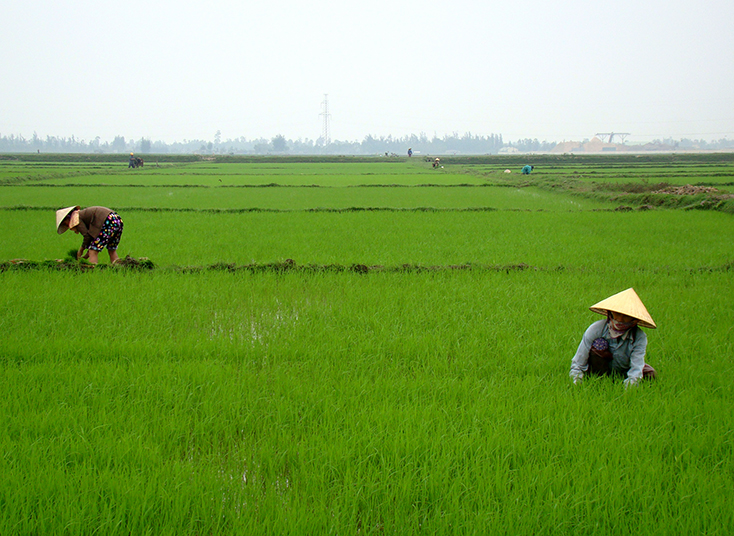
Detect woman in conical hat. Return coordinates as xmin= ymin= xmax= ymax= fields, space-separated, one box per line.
xmin=56 ymin=206 xmax=124 ymax=265
xmin=570 ymin=288 xmax=657 ymax=386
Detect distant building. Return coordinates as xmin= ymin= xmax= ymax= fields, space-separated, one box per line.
xmin=551 ymin=137 xmax=622 ymax=153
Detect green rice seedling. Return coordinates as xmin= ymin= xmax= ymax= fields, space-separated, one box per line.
xmin=0 ymin=184 xmax=610 ymax=212
xmin=28 ymin=162 xmax=480 ymax=187
xmin=1 ymin=156 xmax=733 ymax=534
xmin=1 ymin=269 xmax=733 ymax=534
xmin=2 ymin=207 xmax=733 ymax=269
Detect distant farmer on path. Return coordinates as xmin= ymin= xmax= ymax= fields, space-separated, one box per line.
xmin=521 ymin=165 xmax=534 ymax=174
xmin=570 ymin=288 xmax=657 ymax=387
xmin=56 ymin=206 xmax=124 ymax=265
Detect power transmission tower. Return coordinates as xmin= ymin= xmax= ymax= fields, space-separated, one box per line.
xmin=319 ymin=94 xmax=331 ymax=146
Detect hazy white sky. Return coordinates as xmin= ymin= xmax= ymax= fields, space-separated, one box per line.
xmin=2 ymin=0 xmax=732 ymax=144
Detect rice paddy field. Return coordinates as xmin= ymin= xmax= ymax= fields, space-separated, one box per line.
xmin=1 ymin=153 xmax=733 ymax=534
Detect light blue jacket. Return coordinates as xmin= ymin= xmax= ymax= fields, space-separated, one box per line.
xmin=570 ymin=319 xmax=648 ymax=386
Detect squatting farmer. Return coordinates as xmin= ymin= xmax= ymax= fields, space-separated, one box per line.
xmin=521 ymin=165 xmax=534 ymax=174
xmin=56 ymin=206 xmax=124 ymax=265
xmin=570 ymin=288 xmax=657 ymax=387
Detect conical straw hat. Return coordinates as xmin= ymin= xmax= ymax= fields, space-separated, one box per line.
xmin=56 ymin=206 xmax=79 ymax=234
xmin=589 ymin=288 xmax=656 ymax=329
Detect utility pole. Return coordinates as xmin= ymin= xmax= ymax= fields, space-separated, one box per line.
xmin=319 ymin=94 xmax=331 ymax=146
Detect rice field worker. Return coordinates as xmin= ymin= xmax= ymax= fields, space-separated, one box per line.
xmin=570 ymin=288 xmax=658 ymax=387
xmin=521 ymin=164 xmax=534 ymax=174
xmin=55 ymin=206 xmax=124 ymax=265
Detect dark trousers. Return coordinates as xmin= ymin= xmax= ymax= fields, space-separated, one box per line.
xmin=588 ymin=349 xmax=657 ymax=380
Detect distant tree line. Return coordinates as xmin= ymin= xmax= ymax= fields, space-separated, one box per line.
xmin=509 ymin=139 xmax=557 ymax=153
xmin=0 ymin=131 xmax=505 ymax=156
xmin=1 ymin=131 xmax=732 ymax=155
xmin=653 ymin=138 xmax=734 ymax=151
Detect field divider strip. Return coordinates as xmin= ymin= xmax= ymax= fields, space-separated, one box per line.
xmin=3 ymin=183 xmax=516 ymax=188
xmin=0 ymin=205 xmax=667 ymax=214
xmin=0 ymin=259 xmax=540 ymax=273
xmin=3 ymin=258 xmax=732 ymax=274
xmin=1 ymin=205 xmax=511 ymax=213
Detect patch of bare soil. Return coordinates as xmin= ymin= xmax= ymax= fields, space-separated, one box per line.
xmin=654 ymin=184 xmax=721 ymax=195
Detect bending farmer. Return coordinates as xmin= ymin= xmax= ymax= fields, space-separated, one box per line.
xmin=56 ymin=206 xmax=124 ymax=265
xmin=570 ymin=288 xmax=657 ymax=387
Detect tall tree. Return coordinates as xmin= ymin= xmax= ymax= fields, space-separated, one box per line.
xmin=272 ymin=134 xmax=288 ymax=153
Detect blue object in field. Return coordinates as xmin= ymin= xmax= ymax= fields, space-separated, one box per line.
xmin=522 ymin=165 xmax=534 ymax=174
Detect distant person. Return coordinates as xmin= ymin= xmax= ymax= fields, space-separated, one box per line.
xmin=408 ymin=148 xmax=413 ymax=157
xmin=56 ymin=206 xmax=124 ymax=265
xmin=129 ymin=153 xmax=136 ymax=168
xmin=570 ymin=288 xmax=658 ymax=387
xmin=521 ymin=165 xmax=534 ymax=174
xmin=433 ymin=157 xmax=441 ymax=168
